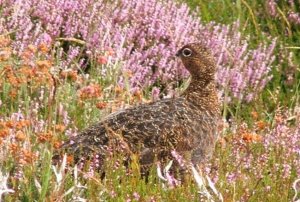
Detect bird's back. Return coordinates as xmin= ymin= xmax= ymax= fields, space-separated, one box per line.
xmin=63 ymin=96 xmax=219 ymax=167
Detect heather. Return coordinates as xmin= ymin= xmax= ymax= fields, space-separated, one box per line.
xmin=0 ymin=0 xmax=300 ymax=201
xmin=0 ymin=0 xmax=276 ymax=102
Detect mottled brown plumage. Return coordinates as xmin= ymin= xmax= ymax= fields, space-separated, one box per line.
xmin=61 ymin=43 xmax=220 ymax=173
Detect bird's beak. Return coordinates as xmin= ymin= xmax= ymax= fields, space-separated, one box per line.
xmin=175 ymin=49 xmax=181 ymax=57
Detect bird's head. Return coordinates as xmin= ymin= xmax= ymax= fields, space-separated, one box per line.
xmin=176 ymin=43 xmax=216 ymax=83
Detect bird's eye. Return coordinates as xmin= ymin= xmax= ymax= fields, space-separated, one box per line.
xmin=182 ymin=48 xmax=192 ymax=57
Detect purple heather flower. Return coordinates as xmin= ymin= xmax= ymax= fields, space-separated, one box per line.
xmin=226 ymin=172 xmax=238 ymax=183
xmin=288 ymin=11 xmax=300 ymax=25
xmin=1 ymin=0 xmax=277 ymax=102
xmin=266 ymin=0 xmax=277 ymax=17
xmin=171 ymin=150 xmax=186 ymax=168
xmin=151 ymin=87 xmax=160 ymax=101
xmin=132 ymin=192 xmax=140 ymax=200
xmin=110 ymin=191 xmax=117 ymax=198
xmin=10 ymin=110 xmax=24 ymax=121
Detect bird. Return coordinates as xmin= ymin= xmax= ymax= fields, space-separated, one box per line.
xmin=59 ymin=43 xmax=221 ymax=177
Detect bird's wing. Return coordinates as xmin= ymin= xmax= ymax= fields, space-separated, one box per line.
xmin=61 ymin=98 xmax=190 ymax=159
xmin=103 ymin=98 xmax=189 ymax=149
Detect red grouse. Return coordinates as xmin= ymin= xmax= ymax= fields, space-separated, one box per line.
xmin=61 ymin=43 xmax=221 ymax=174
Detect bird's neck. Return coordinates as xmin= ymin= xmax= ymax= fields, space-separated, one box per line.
xmin=183 ymin=76 xmax=220 ymax=115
